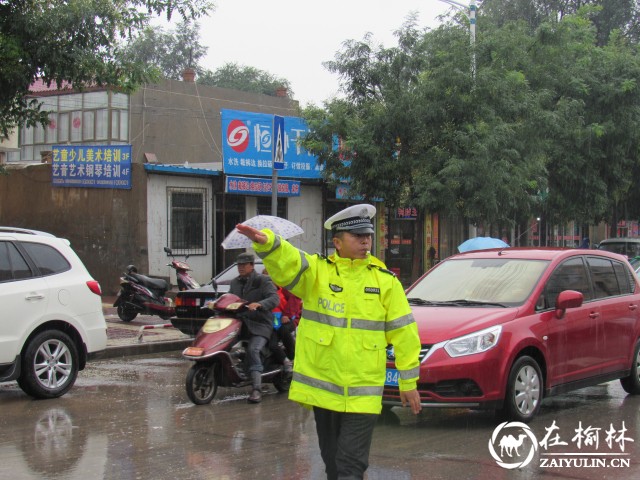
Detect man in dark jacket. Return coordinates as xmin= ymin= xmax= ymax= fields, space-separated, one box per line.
xmin=229 ymin=252 xmax=280 ymax=403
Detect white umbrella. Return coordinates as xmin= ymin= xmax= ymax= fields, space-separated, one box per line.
xmin=221 ymin=215 xmax=304 ymax=250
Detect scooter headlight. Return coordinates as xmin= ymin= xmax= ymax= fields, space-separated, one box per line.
xmin=183 ymin=347 xmax=205 ymax=357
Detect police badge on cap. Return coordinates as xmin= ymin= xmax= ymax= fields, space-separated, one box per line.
xmin=324 ymin=204 xmax=376 ymax=235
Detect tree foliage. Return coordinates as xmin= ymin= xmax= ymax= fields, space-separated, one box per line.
xmin=0 ymin=0 xmax=215 ymax=137
xmin=120 ymin=21 xmax=208 ymax=80
xmin=197 ymin=63 xmax=293 ymax=98
xmin=482 ymin=0 xmax=640 ymax=44
xmin=302 ymin=5 xmax=640 ymax=234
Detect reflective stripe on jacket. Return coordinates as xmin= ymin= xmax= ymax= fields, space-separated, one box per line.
xmin=254 ymin=229 xmax=421 ymax=414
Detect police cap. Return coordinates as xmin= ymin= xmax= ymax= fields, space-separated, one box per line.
xmin=324 ymin=204 xmax=376 ymax=235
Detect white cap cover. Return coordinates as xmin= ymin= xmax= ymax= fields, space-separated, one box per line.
xmin=324 ymin=204 xmax=376 ymax=234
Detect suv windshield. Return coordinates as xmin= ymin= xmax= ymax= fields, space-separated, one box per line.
xmin=408 ymin=258 xmax=549 ymax=306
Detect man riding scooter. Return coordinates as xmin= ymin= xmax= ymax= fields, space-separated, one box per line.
xmin=229 ymin=252 xmax=280 ymax=403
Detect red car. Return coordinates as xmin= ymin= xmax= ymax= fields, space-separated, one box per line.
xmin=383 ymin=248 xmax=640 ymax=422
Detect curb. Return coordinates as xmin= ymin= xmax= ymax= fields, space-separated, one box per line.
xmin=102 ymin=296 xmax=193 ymax=358
xmin=100 ymin=339 xmax=193 ymax=359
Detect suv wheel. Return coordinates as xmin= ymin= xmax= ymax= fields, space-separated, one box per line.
xmin=499 ymin=355 xmax=543 ymax=423
xmin=620 ymin=340 xmax=640 ymax=394
xmin=18 ymin=330 xmax=79 ymax=399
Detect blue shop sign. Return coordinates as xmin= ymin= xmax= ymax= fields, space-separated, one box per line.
xmin=226 ymin=175 xmax=301 ymax=197
xmin=221 ymin=109 xmax=322 ymax=179
xmin=51 ymin=145 xmax=131 ymax=189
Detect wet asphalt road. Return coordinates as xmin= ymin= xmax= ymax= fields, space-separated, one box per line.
xmin=1 ymin=352 xmax=639 ymax=480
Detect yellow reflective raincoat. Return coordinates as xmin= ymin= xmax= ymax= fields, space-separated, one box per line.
xmin=254 ymin=230 xmax=421 ymax=414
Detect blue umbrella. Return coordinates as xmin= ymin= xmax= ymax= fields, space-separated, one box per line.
xmin=458 ymin=236 xmax=510 ymax=253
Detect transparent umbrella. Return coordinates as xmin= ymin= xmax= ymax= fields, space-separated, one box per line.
xmin=457 ymin=236 xmax=509 ymax=253
xmin=221 ymin=215 xmax=304 ymax=250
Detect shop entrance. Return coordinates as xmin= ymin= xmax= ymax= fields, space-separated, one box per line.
xmin=385 ymin=211 xmax=421 ymax=287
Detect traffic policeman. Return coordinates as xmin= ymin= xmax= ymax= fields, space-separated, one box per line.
xmin=235 ymin=204 xmax=422 ymax=480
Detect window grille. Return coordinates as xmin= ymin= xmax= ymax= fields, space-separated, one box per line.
xmin=167 ymin=187 xmax=208 ymax=255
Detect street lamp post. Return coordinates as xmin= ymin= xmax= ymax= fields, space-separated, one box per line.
xmin=537 ymin=217 xmax=541 ymax=247
xmin=437 ymin=0 xmax=477 ymax=77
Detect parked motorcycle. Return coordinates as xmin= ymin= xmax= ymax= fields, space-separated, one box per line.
xmin=164 ymin=247 xmax=200 ymax=291
xmin=183 ymin=292 xmax=291 ymax=405
xmin=113 ymin=265 xmax=175 ymax=322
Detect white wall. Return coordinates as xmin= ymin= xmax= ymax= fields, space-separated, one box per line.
xmin=146 ymin=174 xmax=214 ymax=286
xmin=240 ymin=186 xmax=324 ymax=259
xmin=287 ymin=185 xmax=323 ymax=254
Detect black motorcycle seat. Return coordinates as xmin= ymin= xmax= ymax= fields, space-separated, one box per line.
xmin=131 ymin=273 xmax=170 ymax=291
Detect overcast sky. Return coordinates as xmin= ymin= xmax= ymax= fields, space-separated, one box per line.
xmin=166 ymin=0 xmax=462 ymax=106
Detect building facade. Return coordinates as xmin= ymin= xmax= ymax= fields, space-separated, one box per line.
xmin=1 ymin=76 xmax=329 ymax=294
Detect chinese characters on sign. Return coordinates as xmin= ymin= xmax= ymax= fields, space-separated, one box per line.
xmin=395 ymin=207 xmax=418 ymax=220
xmin=225 ymin=176 xmax=300 ymax=197
xmin=52 ymin=145 xmax=132 ymax=189
xmin=221 ymin=109 xmax=323 ymax=179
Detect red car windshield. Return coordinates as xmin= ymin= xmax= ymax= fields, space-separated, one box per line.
xmin=408 ymin=258 xmax=549 ymax=306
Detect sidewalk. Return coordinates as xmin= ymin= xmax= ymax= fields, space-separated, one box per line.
xmin=101 ymin=296 xmax=194 ymax=359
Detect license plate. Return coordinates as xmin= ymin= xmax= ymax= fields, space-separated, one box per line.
xmin=198 ymin=297 xmax=215 ymax=307
xmin=385 ymin=368 xmax=399 ymax=387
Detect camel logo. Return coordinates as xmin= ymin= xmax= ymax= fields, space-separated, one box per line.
xmin=488 ymin=421 xmax=538 ymax=469
xmin=227 ymin=119 xmax=250 ymax=153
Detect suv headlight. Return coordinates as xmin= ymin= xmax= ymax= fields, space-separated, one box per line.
xmin=444 ymin=325 xmax=502 ymax=357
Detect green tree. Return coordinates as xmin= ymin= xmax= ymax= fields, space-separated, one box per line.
xmin=0 ymin=0 xmax=215 ymax=137
xmin=303 ymin=16 xmax=547 ymax=231
xmin=482 ymin=0 xmax=640 ymax=44
xmin=303 ymin=7 xmax=640 ymax=237
xmin=490 ymin=9 xmax=640 ymax=235
xmin=120 ymin=21 xmax=208 ymax=80
xmin=197 ymin=63 xmax=293 ymax=97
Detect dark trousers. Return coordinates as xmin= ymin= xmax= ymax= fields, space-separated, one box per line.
xmin=313 ymin=407 xmax=378 ymax=480
xmin=269 ymin=322 xmax=296 ymax=362
xmin=278 ymin=321 xmax=296 ymax=360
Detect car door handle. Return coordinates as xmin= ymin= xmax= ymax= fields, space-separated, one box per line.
xmin=589 ymin=312 xmax=600 ymax=319
xmin=629 ymin=304 xmax=638 ymax=311
xmin=25 ymin=293 xmax=45 ymax=301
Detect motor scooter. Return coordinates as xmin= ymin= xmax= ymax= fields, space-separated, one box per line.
xmin=183 ymin=291 xmax=291 ymax=405
xmin=164 ymin=247 xmax=199 ymax=291
xmin=113 ymin=265 xmax=175 ymax=322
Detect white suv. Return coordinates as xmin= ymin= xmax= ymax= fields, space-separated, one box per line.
xmin=0 ymin=229 xmax=107 ymax=398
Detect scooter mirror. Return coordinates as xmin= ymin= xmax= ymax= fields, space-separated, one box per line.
xmin=164 ymin=247 xmax=172 ymax=255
